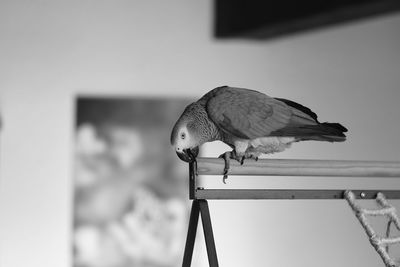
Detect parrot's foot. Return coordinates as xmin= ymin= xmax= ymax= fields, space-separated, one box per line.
xmin=218 ymin=152 xmax=230 ymax=184
xmin=218 ymin=150 xmax=244 ymax=184
xmin=249 ymin=154 xmax=259 ymax=161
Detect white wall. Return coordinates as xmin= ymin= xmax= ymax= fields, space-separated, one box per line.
xmin=1 ymin=1 xmax=400 ymax=267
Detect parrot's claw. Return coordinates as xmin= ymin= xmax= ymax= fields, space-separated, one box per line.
xmin=222 ymin=159 xmax=229 ymax=184
xmin=218 ymin=150 xmax=246 ymax=183
xmin=250 ymin=155 xmax=258 ymax=161
xmin=223 ymin=173 xmax=228 ymax=184
xmin=219 ymin=151 xmax=232 ymax=184
xmin=246 ymin=154 xmax=258 ymax=162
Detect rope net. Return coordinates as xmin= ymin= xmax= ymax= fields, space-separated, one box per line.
xmin=345 ymin=191 xmax=400 ymax=267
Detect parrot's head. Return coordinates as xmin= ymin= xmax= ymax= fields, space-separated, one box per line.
xmin=171 ymin=104 xmax=205 ymax=162
xmin=171 ymin=122 xmax=200 ymax=162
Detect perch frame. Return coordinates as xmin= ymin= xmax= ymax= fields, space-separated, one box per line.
xmin=182 ymin=157 xmax=400 ymax=267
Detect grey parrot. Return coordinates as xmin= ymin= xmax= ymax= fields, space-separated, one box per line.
xmin=171 ymin=86 xmax=347 ymax=182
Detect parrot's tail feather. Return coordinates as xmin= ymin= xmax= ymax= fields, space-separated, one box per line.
xmin=298 ymin=122 xmax=347 ymax=142
xmin=301 ymin=134 xmax=346 ymax=142
xmin=271 ymin=122 xmax=347 ymax=142
xmin=320 ymin=122 xmax=348 ymax=133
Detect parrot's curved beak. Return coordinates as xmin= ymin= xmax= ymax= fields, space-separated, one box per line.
xmin=176 ymin=147 xmax=199 ymax=163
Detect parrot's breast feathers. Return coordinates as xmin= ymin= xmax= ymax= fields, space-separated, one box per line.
xmin=234 ymin=136 xmax=296 ymax=157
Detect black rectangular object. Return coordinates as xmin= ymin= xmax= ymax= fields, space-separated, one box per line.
xmin=215 ymin=0 xmax=400 ymax=39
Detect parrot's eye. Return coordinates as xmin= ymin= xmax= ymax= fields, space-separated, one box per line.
xmin=181 ymin=133 xmax=186 ymax=139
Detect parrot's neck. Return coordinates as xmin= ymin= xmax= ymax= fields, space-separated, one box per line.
xmin=192 ymin=102 xmax=222 ymax=145
xmin=207 ymin=121 xmax=223 ymax=142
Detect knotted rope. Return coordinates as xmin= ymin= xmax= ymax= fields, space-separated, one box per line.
xmin=345 ymin=191 xmax=400 ymax=267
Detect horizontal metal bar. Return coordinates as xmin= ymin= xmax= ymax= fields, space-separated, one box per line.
xmin=195 ymin=189 xmax=400 ymax=200
xmin=196 ymin=158 xmax=400 ymax=177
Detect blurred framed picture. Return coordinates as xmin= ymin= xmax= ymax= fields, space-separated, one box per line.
xmin=73 ymin=97 xmax=190 ymax=267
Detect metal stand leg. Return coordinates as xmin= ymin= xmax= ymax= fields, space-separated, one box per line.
xmin=182 ymin=200 xmax=200 ymax=266
xmin=199 ymin=200 xmax=219 ymax=267
xmin=182 ymin=200 xmax=219 ymax=267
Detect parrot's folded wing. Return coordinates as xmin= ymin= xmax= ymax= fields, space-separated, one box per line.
xmin=206 ymin=87 xmax=293 ymax=139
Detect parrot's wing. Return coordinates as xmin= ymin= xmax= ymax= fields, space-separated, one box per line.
xmin=206 ymin=87 xmax=296 ymax=139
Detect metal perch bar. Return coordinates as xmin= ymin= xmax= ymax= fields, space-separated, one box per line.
xmin=196 ymin=157 xmax=400 ymax=177
xmin=183 ymin=158 xmax=400 ymax=267
xmin=192 ymin=157 xmax=400 ymax=200
xmin=195 ymin=189 xmax=400 ymax=200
